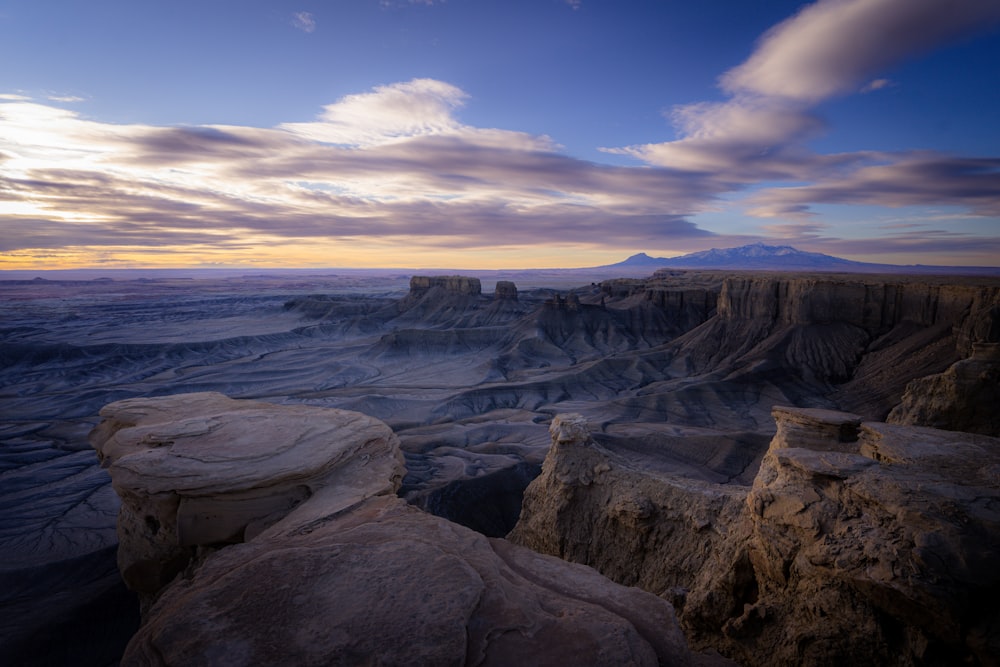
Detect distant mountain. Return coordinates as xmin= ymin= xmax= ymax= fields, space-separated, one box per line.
xmin=602 ymin=243 xmax=999 ymax=274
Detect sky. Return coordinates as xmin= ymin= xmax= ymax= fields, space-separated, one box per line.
xmin=1 ymin=0 xmax=999 ymax=270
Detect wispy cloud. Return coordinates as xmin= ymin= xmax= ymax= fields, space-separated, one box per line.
xmin=608 ymin=0 xmax=1000 ymax=241
xmin=746 ymin=154 xmax=1000 ymax=219
xmin=291 ymin=11 xmax=316 ymax=33
xmin=860 ymin=78 xmax=892 ymax=93
xmin=3 ymin=0 xmax=999 ymax=268
xmin=0 ymin=82 xmax=729 ymax=267
xmin=47 ymin=94 xmax=85 ymax=103
xmin=719 ymin=0 xmax=1000 ymax=103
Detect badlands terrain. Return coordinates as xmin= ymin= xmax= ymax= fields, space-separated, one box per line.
xmin=1 ymin=266 xmax=999 ymax=665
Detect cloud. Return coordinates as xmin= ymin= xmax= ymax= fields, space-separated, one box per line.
xmin=609 ymin=0 xmax=1000 ymax=235
xmin=291 ymin=11 xmax=316 ymax=33
xmin=747 ymin=154 xmax=1000 ymax=219
xmin=379 ymin=0 xmax=442 ymax=8
xmin=565 ymin=0 xmax=582 ymax=10
xmin=720 ymin=0 xmax=1000 ymax=103
xmin=0 ymin=84 xmax=723 ymax=265
xmin=280 ymin=79 xmax=469 ymax=146
xmin=860 ymin=78 xmax=892 ymax=93
xmin=47 ymin=94 xmax=85 ymax=103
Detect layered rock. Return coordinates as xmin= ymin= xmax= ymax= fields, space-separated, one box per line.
xmin=509 ymin=415 xmax=754 ymax=642
xmin=494 ymin=279 xmax=518 ymax=301
xmin=887 ymin=342 xmax=1000 ymax=437
xmin=93 ymin=394 xmax=696 ymax=666
xmin=89 ymin=392 xmax=404 ymax=607
xmin=742 ymin=411 xmax=1000 ymax=666
xmin=511 ymin=409 xmax=1000 ymax=666
xmin=665 ymin=275 xmax=1000 ymax=419
xmin=407 ymin=274 xmax=482 ymax=297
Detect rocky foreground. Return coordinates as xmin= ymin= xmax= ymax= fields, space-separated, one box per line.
xmin=90 ymin=393 xmax=694 ymax=666
xmin=89 ymin=392 xmax=1000 ymax=666
xmin=512 ymin=410 xmax=1000 ymax=666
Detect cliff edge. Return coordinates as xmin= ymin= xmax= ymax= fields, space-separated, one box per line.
xmin=510 ymin=408 xmax=1000 ymax=666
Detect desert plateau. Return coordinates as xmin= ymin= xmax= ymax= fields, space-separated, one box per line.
xmin=2 ymin=264 xmax=999 ymax=666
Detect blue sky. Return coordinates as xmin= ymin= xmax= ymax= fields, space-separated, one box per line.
xmin=1 ymin=0 xmax=999 ymax=269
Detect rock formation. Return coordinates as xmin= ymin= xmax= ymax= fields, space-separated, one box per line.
xmin=511 ymin=409 xmax=1000 ymax=666
xmin=888 ymin=343 xmax=1000 ymax=437
xmin=664 ymin=275 xmax=1000 ymax=420
xmin=89 ymin=392 xmax=404 ymax=608
xmin=494 ymin=279 xmax=518 ymax=301
xmin=407 ymin=274 xmax=482 ymax=297
xmin=92 ymin=394 xmax=696 ymax=666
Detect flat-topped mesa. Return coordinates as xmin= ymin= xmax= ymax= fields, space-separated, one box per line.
xmin=717 ymin=276 xmax=1000 ymax=337
xmin=408 ymin=275 xmax=482 ymax=297
xmin=89 ymin=392 xmax=403 ymax=604
xmin=543 ymin=292 xmax=581 ymax=311
xmin=493 ymin=279 xmax=518 ymax=301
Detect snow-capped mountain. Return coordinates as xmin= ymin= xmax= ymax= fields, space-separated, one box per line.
xmin=608 ymin=243 xmax=865 ymax=271
xmin=602 ymin=243 xmax=1000 ymax=274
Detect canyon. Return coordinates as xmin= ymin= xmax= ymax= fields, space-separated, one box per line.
xmin=1 ymin=268 xmax=998 ymax=664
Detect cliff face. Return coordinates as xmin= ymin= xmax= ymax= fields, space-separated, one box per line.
xmin=92 ymin=394 xmax=696 ymax=666
xmin=665 ymin=275 xmax=1000 ymax=420
xmin=887 ymin=342 xmax=1000 ymax=436
xmin=510 ymin=409 xmax=1000 ymax=667
xmin=407 ymin=274 xmax=482 ymax=298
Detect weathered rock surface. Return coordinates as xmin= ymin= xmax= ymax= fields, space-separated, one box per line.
xmin=662 ymin=274 xmax=1000 ymax=421
xmin=511 ymin=409 xmax=1000 ymax=666
xmin=95 ymin=395 xmax=696 ymax=666
xmin=494 ymin=279 xmax=519 ymax=301
xmin=89 ymin=392 xmax=404 ymax=606
xmin=888 ymin=342 xmax=1000 ymax=436
xmin=407 ymin=274 xmax=483 ymax=297
xmin=509 ymin=415 xmax=755 ymax=651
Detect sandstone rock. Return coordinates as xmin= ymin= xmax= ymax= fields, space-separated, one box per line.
xmin=508 ymin=416 xmax=754 ymax=649
xmin=743 ymin=407 xmax=1000 ymax=666
xmin=512 ymin=409 xmax=1000 ymax=666
xmin=494 ymin=279 xmax=518 ymax=301
xmin=125 ymin=496 xmax=692 ymax=667
xmin=887 ymin=342 xmax=1000 ymax=436
xmin=97 ymin=395 xmax=696 ymax=666
xmin=89 ymin=392 xmax=404 ymax=605
xmin=408 ymin=274 xmax=482 ymax=297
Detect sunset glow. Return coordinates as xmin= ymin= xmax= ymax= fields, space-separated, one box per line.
xmin=1 ymin=0 xmax=999 ymax=269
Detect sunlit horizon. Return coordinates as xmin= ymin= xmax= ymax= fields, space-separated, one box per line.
xmin=2 ymin=0 xmax=999 ymax=271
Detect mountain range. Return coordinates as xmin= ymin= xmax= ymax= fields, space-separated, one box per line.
xmin=606 ymin=243 xmax=1000 ymax=274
